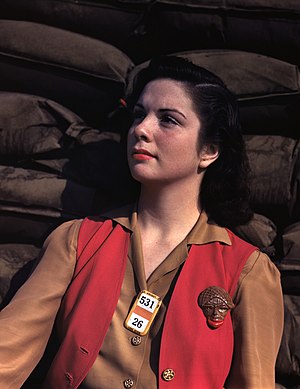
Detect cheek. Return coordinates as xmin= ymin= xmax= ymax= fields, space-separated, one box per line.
xmin=163 ymin=137 xmax=199 ymax=161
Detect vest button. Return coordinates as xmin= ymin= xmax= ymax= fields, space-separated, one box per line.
xmin=131 ymin=335 xmax=142 ymax=346
xmin=162 ymin=368 xmax=175 ymax=381
xmin=123 ymin=378 xmax=134 ymax=388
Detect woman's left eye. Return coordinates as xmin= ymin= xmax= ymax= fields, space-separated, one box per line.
xmin=160 ymin=115 xmax=179 ymax=126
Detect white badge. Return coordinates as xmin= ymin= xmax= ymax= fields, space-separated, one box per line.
xmin=124 ymin=290 xmax=162 ymax=336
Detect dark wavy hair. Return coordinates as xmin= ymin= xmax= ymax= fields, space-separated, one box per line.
xmin=125 ymin=55 xmax=253 ymax=228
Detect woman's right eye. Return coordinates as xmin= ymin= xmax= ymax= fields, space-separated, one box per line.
xmin=132 ymin=110 xmax=145 ymax=122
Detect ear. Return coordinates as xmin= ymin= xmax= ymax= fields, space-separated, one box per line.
xmin=198 ymin=144 xmax=219 ymax=169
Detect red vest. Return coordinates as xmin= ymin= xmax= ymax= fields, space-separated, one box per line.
xmin=43 ymin=217 xmax=256 ymax=389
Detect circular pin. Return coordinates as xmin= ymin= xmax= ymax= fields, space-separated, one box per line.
xmin=162 ymin=368 xmax=175 ymax=381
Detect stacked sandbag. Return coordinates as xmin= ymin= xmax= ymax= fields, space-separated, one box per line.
xmin=228 ymin=135 xmax=300 ymax=264
xmin=0 ymin=21 xmax=136 ymax=303
xmin=1 ymin=1 xmax=300 ymax=67
xmin=278 ymin=144 xmax=300 ymax=386
xmin=146 ymin=0 xmax=300 ymax=67
xmin=0 ymin=20 xmax=135 ymax=127
xmin=244 ymin=136 xmax=300 ymax=227
xmin=0 ymin=0 xmax=150 ymax=63
xmin=0 ymin=92 xmax=128 ymax=304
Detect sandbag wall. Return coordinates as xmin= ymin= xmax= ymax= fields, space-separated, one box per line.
xmin=0 ymin=22 xmax=136 ymax=301
xmin=1 ymin=0 xmax=300 ymax=66
xmin=0 ymin=1 xmax=300 ymax=387
xmin=0 ymin=91 xmax=132 ymax=304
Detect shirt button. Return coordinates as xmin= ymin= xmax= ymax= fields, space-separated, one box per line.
xmin=131 ymin=335 xmax=142 ymax=346
xmin=162 ymin=368 xmax=175 ymax=381
xmin=123 ymin=378 xmax=134 ymax=388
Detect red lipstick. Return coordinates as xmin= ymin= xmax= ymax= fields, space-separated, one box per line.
xmin=132 ymin=148 xmax=155 ymax=160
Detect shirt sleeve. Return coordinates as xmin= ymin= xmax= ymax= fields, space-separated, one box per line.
xmin=0 ymin=219 xmax=81 ymax=389
xmin=225 ymin=250 xmax=284 ymax=389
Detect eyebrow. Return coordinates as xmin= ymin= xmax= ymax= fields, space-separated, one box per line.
xmin=159 ymin=108 xmax=186 ymax=119
xmin=134 ymin=103 xmax=186 ymax=119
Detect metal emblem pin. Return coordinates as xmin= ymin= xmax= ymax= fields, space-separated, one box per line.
xmin=198 ymin=286 xmax=235 ymax=329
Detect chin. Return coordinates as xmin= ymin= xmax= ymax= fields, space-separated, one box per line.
xmin=129 ymin=166 xmax=151 ymax=182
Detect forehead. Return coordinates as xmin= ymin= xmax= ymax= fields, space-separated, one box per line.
xmin=204 ymin=296 xmax=228 ymax=306
xmin=137 ymin=78 xmax=194 ymax=110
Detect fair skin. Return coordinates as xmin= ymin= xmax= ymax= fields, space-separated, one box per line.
xmin=127 ymin=78 xmax=219 ymax=279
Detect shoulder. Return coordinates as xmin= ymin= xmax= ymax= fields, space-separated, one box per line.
xmin=44 ymin=203 xmax=134 ymax=253
xmin=223 ymin=228 xmax=280 ymax=281
xmin=235 ymin=250 xmax=282 ymax=301
xmin=241 ymin=250 xmax=281 ymax=283
xmin=43 ymin=219 xmax=83 ymax=249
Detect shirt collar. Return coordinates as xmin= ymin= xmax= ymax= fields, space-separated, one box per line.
xmin=187 ymin=211 xmax=231 ymax=246
xmin=103 ymin=203 xmax=231 ymax=246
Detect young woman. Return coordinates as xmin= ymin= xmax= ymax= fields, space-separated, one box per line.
xmin=0 ymin=56 xmax=283 ymax=389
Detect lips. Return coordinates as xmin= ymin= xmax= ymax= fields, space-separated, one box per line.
xmin=132 ymin=148 xmax=155 ymax=160
xmin=207 ymin=318 xmax=224 ymax=329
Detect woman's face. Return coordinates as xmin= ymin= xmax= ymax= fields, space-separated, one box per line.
xmin=127 ymin=78 xmax=212 ymax=187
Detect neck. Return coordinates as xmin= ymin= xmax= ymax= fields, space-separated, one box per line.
xmin=137 ymin=178 xmax=202 ymax=235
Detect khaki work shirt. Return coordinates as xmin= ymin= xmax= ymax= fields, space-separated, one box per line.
xmin=0 ymin=206 xmax=283 ymax=389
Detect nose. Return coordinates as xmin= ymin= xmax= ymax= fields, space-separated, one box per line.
xmin=131 ymin=115 xmax=152 ymax=142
